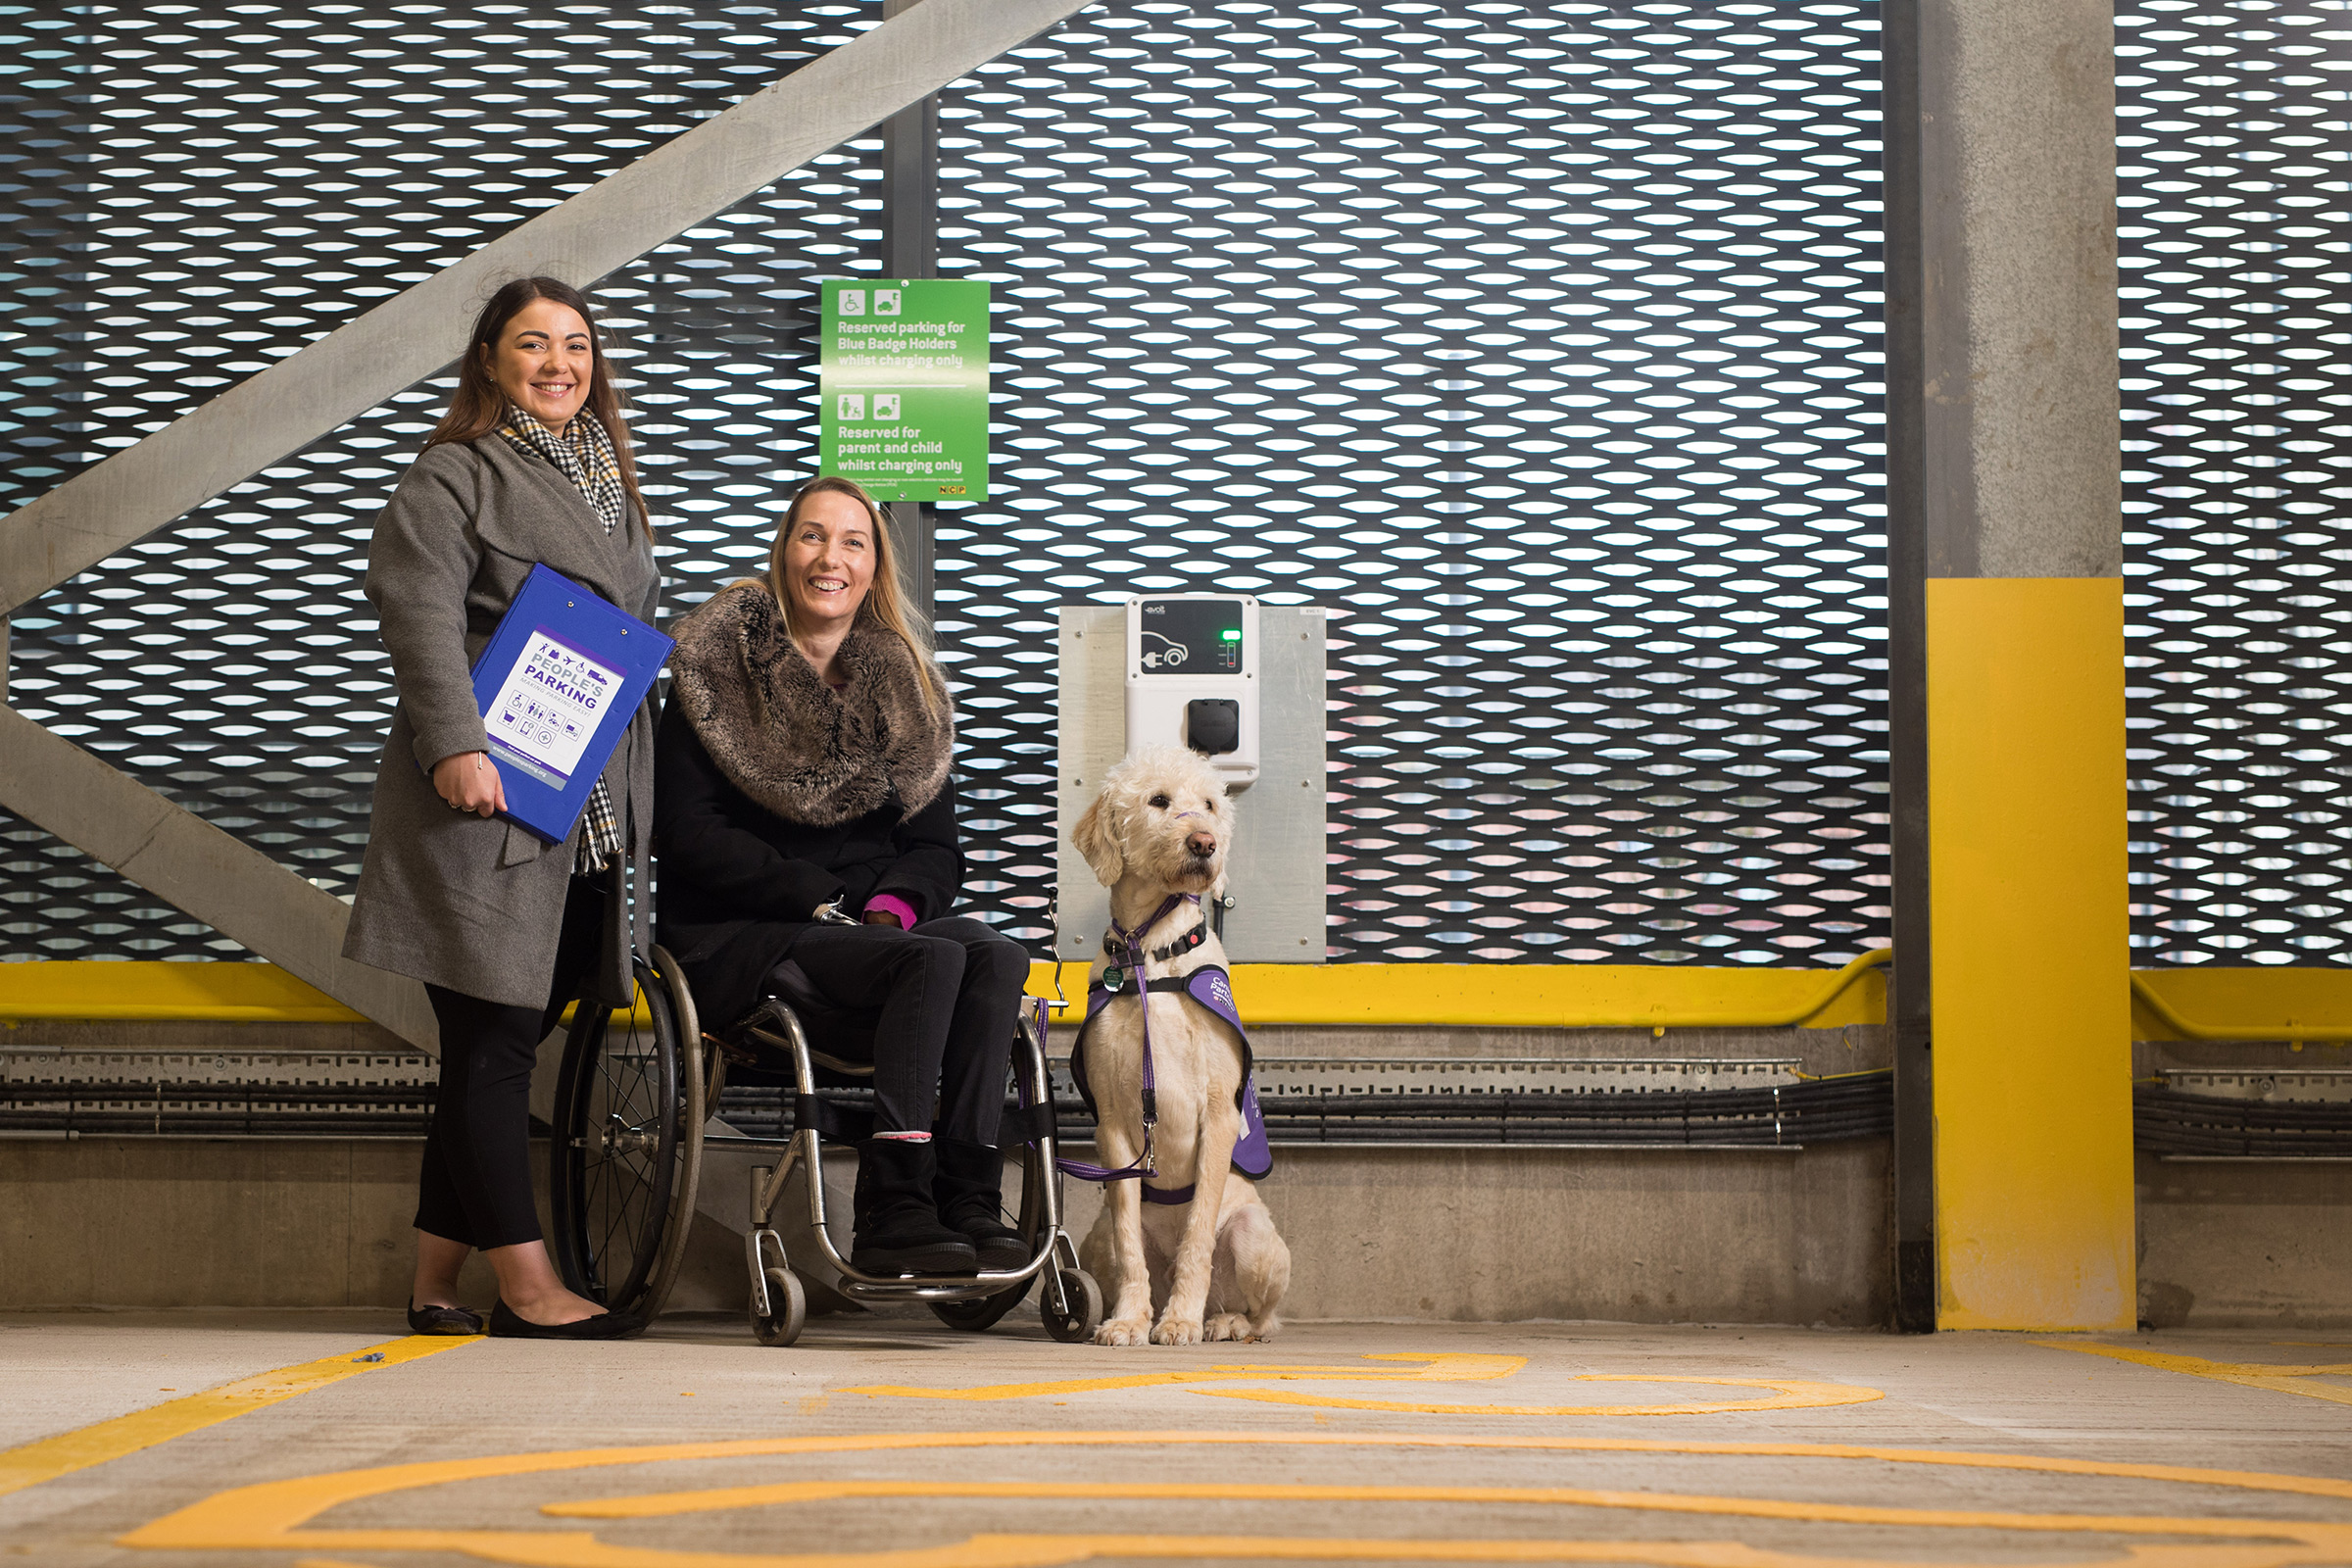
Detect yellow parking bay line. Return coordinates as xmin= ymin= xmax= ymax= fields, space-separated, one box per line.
xmin=2039 ymin=1341 xmax=2352 ymax=1406
xmin=0 ymin=1333 xmax=478 ymax=1498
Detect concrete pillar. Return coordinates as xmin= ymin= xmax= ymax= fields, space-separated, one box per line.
xmin=1884 ymin=0 xmax=2132 ymax=1330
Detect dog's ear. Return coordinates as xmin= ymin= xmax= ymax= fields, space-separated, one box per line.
xmin=1071 ymin=791 xmax=1123 ymax=887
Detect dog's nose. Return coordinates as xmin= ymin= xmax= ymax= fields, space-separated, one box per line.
xmin=1185 ymin=830 xmax=1217 ymax=858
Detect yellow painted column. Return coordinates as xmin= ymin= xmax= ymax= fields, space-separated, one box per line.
xmin=1927 ymin=577 xmax=2132 ymax=1330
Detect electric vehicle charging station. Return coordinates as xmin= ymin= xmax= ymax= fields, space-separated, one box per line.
xmin=1126 ymin=595 xmax=1261 ymax=791
xmin=1057 ymin=598 xmax=1326 ymax=966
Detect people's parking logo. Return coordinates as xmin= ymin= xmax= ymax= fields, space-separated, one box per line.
xmin=837 ymin=394 xmax=864 ymax=421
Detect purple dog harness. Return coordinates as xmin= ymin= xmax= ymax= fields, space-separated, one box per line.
xmin=1058 ymin=893 xmax=1273 ymax=1204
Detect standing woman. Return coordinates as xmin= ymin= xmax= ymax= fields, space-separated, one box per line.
xmin=343 ymin=277 xmax=659 ymax=1340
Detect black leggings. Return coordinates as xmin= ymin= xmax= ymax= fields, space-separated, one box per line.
xmin=780 ymin=916 xmax=1029 ymax=1144
xmin=415 ymin=877 xmax=604 ymax=1250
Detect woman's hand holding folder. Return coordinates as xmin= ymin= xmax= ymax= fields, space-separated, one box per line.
xmin=432 ymin=751 xmax=510 ymax=818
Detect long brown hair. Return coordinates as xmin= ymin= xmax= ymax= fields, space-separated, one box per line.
xmin=426 ymin=276 xmax=652 ymax=538
xmin=763 ymin=475 xmax=948 ymax=719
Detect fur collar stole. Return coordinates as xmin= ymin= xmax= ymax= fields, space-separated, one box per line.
xmin=667 ymin=581 xmax=953 ymax=825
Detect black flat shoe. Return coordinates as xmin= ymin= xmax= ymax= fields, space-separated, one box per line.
xmin=407 ymin=1298 xmax=485 ymax=1336
xmin=487 ymin=1298 xmax=641 ymax=1341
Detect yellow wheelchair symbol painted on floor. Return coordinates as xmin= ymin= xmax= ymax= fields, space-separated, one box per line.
xmin=843 ymin=1351 xmax=1883 ymax=1416
xmin=123 ymin=1429 xmax=2352 ymax=1568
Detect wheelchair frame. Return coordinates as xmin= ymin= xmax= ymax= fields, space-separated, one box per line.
xmin=550 ymin=948 xmax=1103 ymax=1348
xmin=705 ymin=995 xmax=1102 ymax=1347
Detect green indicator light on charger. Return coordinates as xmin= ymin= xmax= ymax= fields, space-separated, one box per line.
xmin=1221 ymin=629 xmax=1241 ymax=641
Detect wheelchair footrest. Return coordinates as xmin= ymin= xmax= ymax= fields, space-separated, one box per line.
xmin=837 ymin=1274 xmax=1031 ymax=1302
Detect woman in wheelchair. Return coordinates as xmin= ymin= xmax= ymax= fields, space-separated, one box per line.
xmin=654 ymin=475 xmax=1030 ymax=1277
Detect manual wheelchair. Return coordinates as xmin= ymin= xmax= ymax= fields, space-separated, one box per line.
xmin=546 ymin=945 xmax=1103 ymax=1347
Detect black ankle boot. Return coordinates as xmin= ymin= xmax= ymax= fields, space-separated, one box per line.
xmin=933 ymin=1137 xmax=1029 ymax=1271
xmin=850 ymin=1137 xmax=977 ymax=1276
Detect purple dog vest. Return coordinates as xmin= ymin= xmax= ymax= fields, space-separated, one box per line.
xmin=1068 ymin=961 xmax=1273 ymax=1195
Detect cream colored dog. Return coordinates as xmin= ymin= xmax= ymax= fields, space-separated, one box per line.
xmin=1071 ymin=746 xmax=1290 ymax=1347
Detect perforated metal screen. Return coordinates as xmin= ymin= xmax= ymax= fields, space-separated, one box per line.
xmin=0 ymin=2 xmax=880 ymax=956
xmin=2116 ymin=0 xmax=2352 ymax=967
xmin=7 ymin=1 xmax=1898 ymax=968
xmin=939 ymin=0 xmax=1891 ymax=963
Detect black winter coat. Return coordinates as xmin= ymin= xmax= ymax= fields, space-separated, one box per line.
xmin=652 ymin=698 xmax=964 ymax=1029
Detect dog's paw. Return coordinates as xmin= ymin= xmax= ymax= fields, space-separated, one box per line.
xmin=1150 ymin=1316 xmax=1203 ymax=1347
xmin=1094 ymin=1316 xmax=1152 ymax=1348
xmin=1204 ymin=1313 xmax=1252 ymax=1342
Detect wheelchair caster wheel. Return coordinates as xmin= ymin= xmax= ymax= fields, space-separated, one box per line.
xmin=930 ymin=1275 xmax=1032 ymax=1333
xmin=1041 ymin=1267 xmax=1102 ymax=1344
xmin=751 ymin=1266 xmax=806 ymax=1348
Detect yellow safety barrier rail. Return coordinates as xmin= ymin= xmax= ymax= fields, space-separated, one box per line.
xmin=7 ymin=954 xmax=2348 ymax=1041
xmin=1022 ymin=949 xmax=1892 ymax=1030
xmin=0 ymin=964 xmax=648 ymax=1030
xmin=2129 ymin=972 xmax=2351 ymax=1045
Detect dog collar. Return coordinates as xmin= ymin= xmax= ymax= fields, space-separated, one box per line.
xmin=1102 ymin=920 xmax=1206 ymax=967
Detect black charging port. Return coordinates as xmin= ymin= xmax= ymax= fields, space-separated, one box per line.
xmin=1185 ymin=698 xmax=1241 ymax=755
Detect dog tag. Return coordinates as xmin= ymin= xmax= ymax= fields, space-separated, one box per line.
xmin=1102 ymin=966 xmax=1126 ymax=994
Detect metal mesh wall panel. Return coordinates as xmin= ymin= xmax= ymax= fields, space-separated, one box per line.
xmin=2116 ymin=1 xmax=2352 ymax=967
xmin=3 ymin=1 xmax=1893 ymax=967
xmin=937 ymin=1 xmax=1892 ymax=962
xmin=0 ymin=2 xmax=881 ymax=958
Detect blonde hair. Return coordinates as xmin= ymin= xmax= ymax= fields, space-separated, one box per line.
xmin=763 ymin=475 xmax=949 ymax=718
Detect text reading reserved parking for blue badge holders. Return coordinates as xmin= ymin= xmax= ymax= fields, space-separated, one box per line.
xmin=818 ymin=278 xmax=991 ymax=503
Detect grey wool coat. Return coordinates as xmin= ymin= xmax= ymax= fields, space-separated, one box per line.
xmin=342 ymin=434 xmax=661 ymax=1010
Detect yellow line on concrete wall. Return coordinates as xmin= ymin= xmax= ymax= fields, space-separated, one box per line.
xmin=0 ymin=1333 xmax=474 ymax=1498
xmin=1928 ymin=577 xmax=2133 ymax=1332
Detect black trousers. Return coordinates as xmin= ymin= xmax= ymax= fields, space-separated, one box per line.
xmin=780 ymin=916 xmax=1028 ymax=1145
xmin=415 ymin=876 xmax=604 ymax=1250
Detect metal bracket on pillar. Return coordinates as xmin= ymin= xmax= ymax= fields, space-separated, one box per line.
xmin=881 ymin=0 xmax=941 ymax=628
xmin=1879 ymin=0 xmax=1936 ymax=1334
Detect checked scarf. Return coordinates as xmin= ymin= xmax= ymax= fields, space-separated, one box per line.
xmin=499 ymin=404 xmax=627 ymax=535
xmin=498 ymin=403 xmax=629 ymax=873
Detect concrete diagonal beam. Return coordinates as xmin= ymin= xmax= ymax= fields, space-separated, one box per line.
xmin=0 ymin=0 xmax=1091 ymax=613
xmin=0 ymin=708 xmax=439 ymax=1050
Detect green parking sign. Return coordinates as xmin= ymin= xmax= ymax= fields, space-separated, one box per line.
xmin=817 ymin=277 xmax=991 ymax=503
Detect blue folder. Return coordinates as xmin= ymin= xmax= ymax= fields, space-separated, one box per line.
xmin=467 ymin=563 xmax=674 ymax=844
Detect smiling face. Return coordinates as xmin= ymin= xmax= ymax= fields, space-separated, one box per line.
xmin=483 ymin=298 xmax=593 ymax=434
xmin=777 ymin=488 xmax=878 ymax=643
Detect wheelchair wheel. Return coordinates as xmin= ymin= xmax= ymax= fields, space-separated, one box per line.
xmin=752 ymin=1265 xmax=806 ymax=1348
xmin=550 ymin=956 xmax=683 ymax=1317
xmin=1041 ymin=1266 xmax=1102 ymax=1344
xmin=632 ymin=945 xmax=709 ymax=1324
xmin=927 ymin=1141 xmax=1048 ymax=1333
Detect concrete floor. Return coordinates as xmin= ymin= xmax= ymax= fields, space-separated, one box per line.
xmin=2 ymin=1310 xmax=2349 ymax=1567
